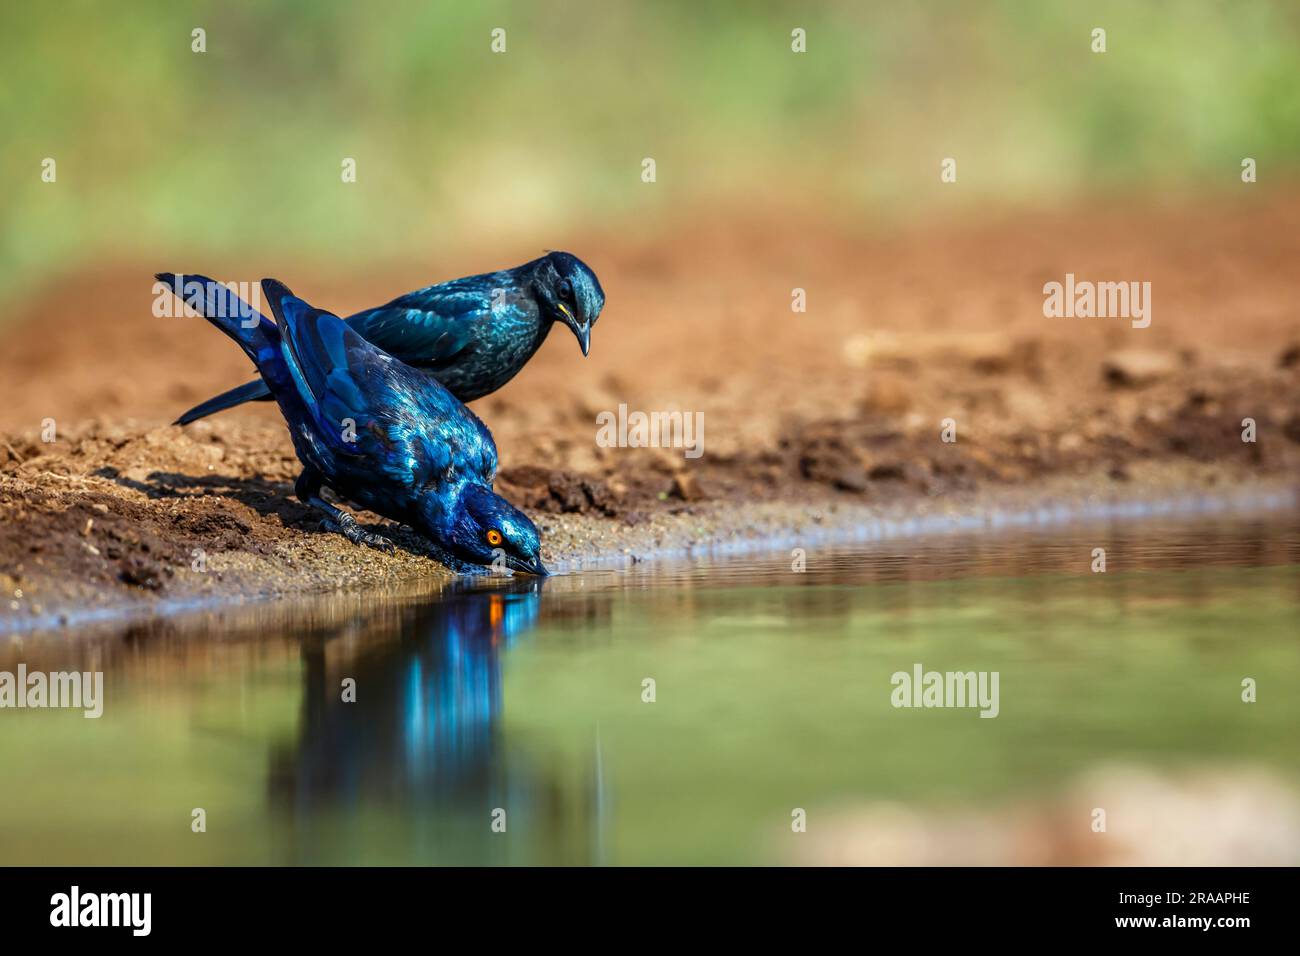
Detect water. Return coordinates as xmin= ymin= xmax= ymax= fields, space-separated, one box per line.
xmin=2 ymin=513 xmax=1298 ymax=865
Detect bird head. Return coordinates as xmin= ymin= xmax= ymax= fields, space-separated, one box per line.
xmin=535 ymin=252 xmax=605 ymax=357
xmin=443 ymin=483 xmax=548 ymax=575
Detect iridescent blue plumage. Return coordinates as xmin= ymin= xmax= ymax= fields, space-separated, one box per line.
xmin=161 ymin=275 xmax=547 ymax=574
xmin=169 ymin=252 xmax=605 ymax=425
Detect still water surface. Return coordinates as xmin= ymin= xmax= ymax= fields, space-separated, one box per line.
xmin=1 ymin=513 xmax=1298 ymax=864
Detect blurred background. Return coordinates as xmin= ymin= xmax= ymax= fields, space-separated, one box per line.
xmin=3 ymin=0 xmax=1299 ymax=308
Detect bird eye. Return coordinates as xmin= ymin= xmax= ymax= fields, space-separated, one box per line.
xmin=486 ymin=529 xmax=503 ymax=547
xmin=558 ymin=279 xmax=573 ymax=300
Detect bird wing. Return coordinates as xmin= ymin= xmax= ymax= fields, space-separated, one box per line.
xmin=344 ymin=279 xmax=502 ymax=368
xmin=266 ymin=281 xmax=502 ymax=493
xmin=268 ymin=283 xmax=453 ymax=489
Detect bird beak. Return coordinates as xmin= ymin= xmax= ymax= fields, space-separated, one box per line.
xmin=506 ymin=555 xmax=550 ymax=576
xmin=558 ymin=303 xmax=590 ymax=357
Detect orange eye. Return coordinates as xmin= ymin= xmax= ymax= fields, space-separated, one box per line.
xmin=486 ymin=529 xmax=503 ymax=547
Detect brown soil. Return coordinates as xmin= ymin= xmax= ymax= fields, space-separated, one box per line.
xmin=3 ymin=197 xmax=1299 ymax=626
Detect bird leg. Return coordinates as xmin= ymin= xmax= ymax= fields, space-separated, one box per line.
xmin=294 ymin=469 xmax=394 ymax=553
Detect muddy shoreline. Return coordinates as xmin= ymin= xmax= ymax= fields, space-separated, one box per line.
xmin=3 ymin=202 xmax=1300 ymax=630
xmin=2 ymin=450 xmax=1296 ymax=634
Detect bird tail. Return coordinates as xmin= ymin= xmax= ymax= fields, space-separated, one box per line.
xmin=156 ymin=272 xmax=279 ymax=362
xmin=173 ymin=379 xmax=273 ymax=425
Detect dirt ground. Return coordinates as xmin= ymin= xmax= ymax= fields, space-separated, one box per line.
xmin=3 ymin=195 xmax=1299 ymax=626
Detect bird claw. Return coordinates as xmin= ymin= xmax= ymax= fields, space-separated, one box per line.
xmin=321 ymin=516 xmax=395 ymax=553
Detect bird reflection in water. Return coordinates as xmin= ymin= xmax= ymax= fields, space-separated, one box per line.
xmin=268 ymin=576 xmax=554 ymax=862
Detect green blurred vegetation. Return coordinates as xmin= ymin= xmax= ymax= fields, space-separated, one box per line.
xmin=2 ymin=0 xmax=1299 ymax=304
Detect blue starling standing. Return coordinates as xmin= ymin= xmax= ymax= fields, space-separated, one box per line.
xmin=166 ymin=276 xmax=548 ymax=574
xmin=165 ymin=252 xmax=605 ymax=425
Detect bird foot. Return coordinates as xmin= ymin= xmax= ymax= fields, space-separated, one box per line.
xmin=321 ymin=515 xmax=395 ymax=553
